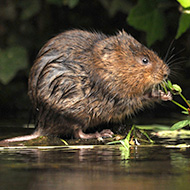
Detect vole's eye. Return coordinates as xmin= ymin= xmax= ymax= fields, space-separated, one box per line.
xmin=142 ymin=57 xmax=149 ymax=65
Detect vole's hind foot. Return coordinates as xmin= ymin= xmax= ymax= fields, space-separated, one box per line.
xmin=99 ymin=129 xmax=114 ymax=138
xmin=74 ymin=129 xmax=114 ymax=140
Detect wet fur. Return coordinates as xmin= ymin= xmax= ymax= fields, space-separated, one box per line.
xmin=28 ymin=29 xmax=170 ymax=138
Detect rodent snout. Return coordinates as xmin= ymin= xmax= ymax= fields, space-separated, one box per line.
xmin=163 ymin=73 xmax=168 ymax=80
xmin=163 ymin=66 xmax=170 ymax=80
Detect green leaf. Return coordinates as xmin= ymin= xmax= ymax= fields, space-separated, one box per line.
xmin=47 ymin=0 xmax=79 ymax=8
xmin=0 ymin=46 xmax=28 ymax=85
xmin=172 ymin=84 xmax=182 ymax=93
xmin=125 ymin=125 xmax=135 ymax=142
xmin=136 ymin=124 xmax=170 ymax=131
xmin=100 ymin=0 xmax=132 ymax=17
xmin=68 ymin=0 xmax=79 ymax=8
xmin=63 ymin=0 xmax=79 ymax=8
xmin=171 ymin=120 xmax=190 ymax=131
xmin=127 ymin=0 xmax=166 ymax=46
xmin=182 ymin=111 xmax=189 ymax=115
xmin=167 ymin=80 xmax=173 ymax=90
xmin=120 ymin=140 xmax=130 ymax=150
xmin=19 ymin=0 xmax=41 ymax=20
xmin=177 ymin=0 xmax=190 ymax=8
xmin=176 ymin=12 xmax=190 ymax=39
xmin=60 ymin=139 xmax=69 ymax=145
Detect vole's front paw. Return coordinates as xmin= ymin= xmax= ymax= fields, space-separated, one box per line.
xmin=151 ymin=90 xmax=172 ymax=101
xmin=159 ymin=90 xmax=172 ymax=101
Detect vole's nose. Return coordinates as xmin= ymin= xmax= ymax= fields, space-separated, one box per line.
xmin=163 ymin=67 xmax=170 ymax=79
xmin=163 ymin=73 xmax=168 ymax=79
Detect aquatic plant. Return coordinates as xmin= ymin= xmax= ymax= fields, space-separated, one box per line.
xmin=108 ymin=124 xmax=153 ymax=150
xmin=162 ymin=80 xmax=190 ymax=130
xmin=109 ymin=80 xmax=190 ymax=149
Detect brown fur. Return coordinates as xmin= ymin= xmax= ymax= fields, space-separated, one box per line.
xmin=28 ymin=29 xmax=170 ymax=138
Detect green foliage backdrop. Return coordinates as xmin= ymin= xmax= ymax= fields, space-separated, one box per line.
xmin=0 ymin=0 xmax=190 ymax=120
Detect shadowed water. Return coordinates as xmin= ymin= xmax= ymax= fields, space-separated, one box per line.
xmin=1 ymin=146 xmax=190 ymax=190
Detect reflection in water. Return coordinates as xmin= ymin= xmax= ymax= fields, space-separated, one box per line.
xmin=0 ymin=146 xmax=190 ymax=190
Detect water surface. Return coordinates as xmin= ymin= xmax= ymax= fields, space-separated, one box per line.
xmin=1 ymin=146 xmax=190 ymax=190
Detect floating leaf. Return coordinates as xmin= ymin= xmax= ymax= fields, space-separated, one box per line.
xmin=127 ymin=0 xmax=166 ymax=46
xmin=0 ymin=46 xmax=28 ymax=85
xmin=170 ymin=120 xmax=190 ymax=131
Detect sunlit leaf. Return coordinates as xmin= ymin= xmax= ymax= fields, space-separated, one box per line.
xmin=170 ymin=120 xmax=190 ymax=131
xmin=172 ymin=84 xmax=182 ymax=93
xmin=120 ymin=140 xmax=130 ymax=150
xmin=177 ymin=0 xmax=190 ymax=8
xmin=60 ymin=139 xmax=69 ymax=145
xmin=182 ymin=111 xmax=189 ymax=115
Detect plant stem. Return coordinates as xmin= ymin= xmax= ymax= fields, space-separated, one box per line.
xmin=140 ymin=130 xmax=154 ymax=144
xmin=161 ymin=82 xmax=168 ymax=94
xmin=180 ymin=93 xmax=190 ymax=108
xmin=171 ymin=99 xmax=188 ymax=111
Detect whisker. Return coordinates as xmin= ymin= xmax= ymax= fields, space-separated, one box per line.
xmin=174 ymin=48 xmax=185 ymax=56
xmin=169 ymin=70 xmax=183 ymax=80
xmin=170 ymin=68 xmax=183 ymax=74
xmin=166 ymin=49 xmax=185 ymax=65
xmin=168 ymin=68 xmax=184 ymax=82
xmin=166 ymin=53 xmax=177 ymax=65
xmin=167 ymin=58 xmax=186 ymax=67
xmin=164 ymin=40 xmax=175 ymax=62
xmin=164 ymin=40 xmax=185 ymax=70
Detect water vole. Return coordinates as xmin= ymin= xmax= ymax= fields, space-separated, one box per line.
xmin=5 ymin=29 xmax=172 ymax=142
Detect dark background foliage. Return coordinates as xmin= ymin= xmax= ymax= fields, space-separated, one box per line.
xmin=0 ymin=0 xmax=190 ymax=125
